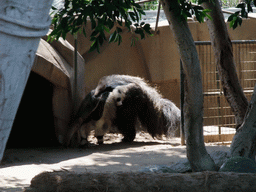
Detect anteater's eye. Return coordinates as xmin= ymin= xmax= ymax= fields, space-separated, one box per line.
xmin=116 ymin=98 xmax=121 ymax=102
xmin=118 ymin=90 xmax=121 ymax=94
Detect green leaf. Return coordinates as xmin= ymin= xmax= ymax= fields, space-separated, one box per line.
xmin=135 ymin=28 xmax=145 ymax=39
xmin=181 ymin=10 xmax=191 ymax=19
xmin=193 ymin=5 xmax=210 ymax=23
xmin=248 ymin=4 xmax=253 ymax=12
xmin=109 ymin=31 xmax=117 ymax=43
xmin=143 ymin=24 xmax=152 ymax=34
xmin=198 ymin=0 xmax=208 ymax=4
xmin=203 ymin=9 xmax=212 ymax=14
xmin=119 ymin=7 xmax=126 ymax=17
xmin=98 ymin=35 xmax=104 ymax=46
xmin=237 ymin=16 xmax=243 ymax=26
xmin=203 ymin=9 xmax=212 ymax=20
xmin=117 ymin=34 xmax=122 ymax=45
xmin=236 ymin=3 xmax=248 ymax=18
xmin=103 ymin=25 xmax=110 ymax=33
xmin=116 ymin=27 xmax=122 ymax=33
xmin=100 ymin=30 xmax=107 ymax=41
xmin=71 ymin=26 xmax=81 ymax=35
xmin=137 ymin=8 xmax=145 ymax=16
xmin=132 ymin=2 xmax=142 ymax=9
xmin=91 ymin=30 xmax=99 ymax=37
xmin=246 ymin=0 xmax=253 ymax=12
xmin=229 ymin=13 xmax=242 ymax=30
xmin=90 ymin=16 xmax=96 ymax=29
xmin=89 ymin=38 xmax=100 ymax=53
xmin=129 ymin=12 xmax=136 ymax=21
xmin=194 ymin=5 xmax=204 ymax=10
xmin=228 ymin=11 xmax=239 ymax=22
xmin=47 ymin=35 xmax=53 ymax=42
xmin=49 ymin=0 xmax=152 ymax=53
xmin=228 ymin=14 xmax=234 ymax=22
xmin=62 ymin=31 xmax=67 ymax=40
xmin=237 ymin=3 xmax=245 ymax=9
xmin=117 ymin=20 xmax=123 ymax=26
xmin=90 ymin=36 xmax=97 ymax=42
xmin=133 ymin=9 xmax=140 ymax=22
xmin=125 ymin=20 xmax=132 ymax=30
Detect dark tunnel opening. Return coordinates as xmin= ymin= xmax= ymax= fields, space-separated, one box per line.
xmin=6 ymin=72 xmax=60 ymax=148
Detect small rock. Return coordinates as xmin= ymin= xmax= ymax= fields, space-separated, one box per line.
xmin=139 ymin=150 xmax=231 ymax=173
xmin=219 ymin=156 xmax=256 ymax=173
xmin=210 ymin=150 xmax=231 ymax=168
xmin=139 ymin=165 xmax=178 ymax=173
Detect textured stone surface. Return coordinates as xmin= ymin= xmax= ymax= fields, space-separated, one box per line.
xmin=219 ymin=156 xmax=256 ymax=173
xmin=0 ymin=0 xmax=53 ymax=162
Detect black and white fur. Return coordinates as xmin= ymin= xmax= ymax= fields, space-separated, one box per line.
xmin=80 ymin=75 xmax=181 ymax=144
xmin=80 ymin=84 xmax=133 ymax=144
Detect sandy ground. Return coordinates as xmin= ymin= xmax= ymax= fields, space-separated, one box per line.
xmin=0 ymin=132 xmax=231 ymax=192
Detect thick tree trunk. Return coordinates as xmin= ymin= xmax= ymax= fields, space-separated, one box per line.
xmin=160 ymin=0 xmax=217 ymax=171
xmin=202 ymin=0 xmax=248 ymax=129
xmin=0 ymin=0 xmax=53 ymax=162
xmin=231 ymin=84 xmax=256 ymax=159
xmin=26 ymin=171 xmax=256 ymax=192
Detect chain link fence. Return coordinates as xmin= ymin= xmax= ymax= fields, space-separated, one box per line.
xmin=181 ymin=40 xmax=256 ymax=144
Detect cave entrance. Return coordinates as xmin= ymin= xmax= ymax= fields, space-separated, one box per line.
xmin=6 ymin=72 xmax=59 ymax=148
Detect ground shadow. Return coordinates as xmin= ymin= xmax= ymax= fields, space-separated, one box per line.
xmin=0 ymin=136 xmax=231 ymax=191
xmin=1 ymin=138 xmax=178 ymax=167
xmin=65 ymin=144 xmax=231 ymax=174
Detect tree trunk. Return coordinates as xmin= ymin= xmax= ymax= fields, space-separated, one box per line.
xmin=160 ymin=0 xmax=217 ymax=171
xmin=231 ymin=84 xmax=256 ymax=159
xmin=0 ymin=0 xmax=53 ymax=162
xmin=26 ymin=171 xmax=256 ymax=192
xmin=201 ymin=0 xmax=248 ymax=129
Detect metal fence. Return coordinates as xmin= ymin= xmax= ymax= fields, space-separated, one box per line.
xmin=181 ymin=40 xmax=256 ymax=144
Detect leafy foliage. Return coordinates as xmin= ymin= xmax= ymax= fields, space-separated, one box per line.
xmin=141 ymin=0 xmax=158 ymax=10
xmin=228 ymin=0 xmax=255 ymax=29
xmin=48 ymin=0 xmax=152 ymax=52
xmin=169 ymin=0 xmax=211 ymax=23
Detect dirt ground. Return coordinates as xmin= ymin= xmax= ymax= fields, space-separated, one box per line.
xmin=0 ymin=132 xmax=231 ymax=191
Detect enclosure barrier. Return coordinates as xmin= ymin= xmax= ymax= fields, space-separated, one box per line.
xmin=180 ymin=40 xmax=256 ymax=145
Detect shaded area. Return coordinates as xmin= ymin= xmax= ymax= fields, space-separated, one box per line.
xmin=6 ymin=72 xmax=59 ymax=148
xmin=0 ymin=134 xmax=231 ymax=191
xmin=1 ymin=134 xmax=230 ymax=170
xmin=2 ymin=138 xmax=178 ymax=166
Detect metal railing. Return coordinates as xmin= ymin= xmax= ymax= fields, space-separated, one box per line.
xmin=180 ymin=40 xmax=256 ymax=144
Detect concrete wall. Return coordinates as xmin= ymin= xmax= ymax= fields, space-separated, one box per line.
xmin=69 ymin=19 xmax=256 ymax=108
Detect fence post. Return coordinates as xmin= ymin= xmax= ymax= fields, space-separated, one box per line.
xmin=73 ymin=35 xmax=79 ymax=113
xmin=180 ymin=60 xmax=185 ymax=145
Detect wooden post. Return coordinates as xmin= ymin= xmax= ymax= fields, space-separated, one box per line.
xmin=180 ymin=60 xmax=185 ymax=145
xmin=73 ymin=34 xmax=79 ymax=113
xmin=26 ymin=171 xmax=256 ymax=192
